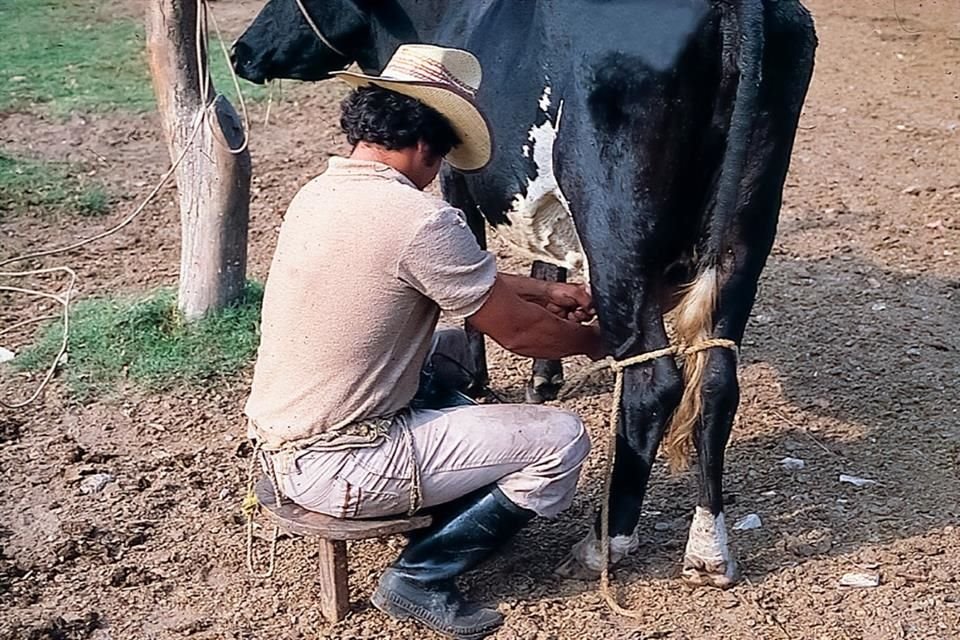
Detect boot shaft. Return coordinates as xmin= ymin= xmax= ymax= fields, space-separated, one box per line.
xmin=395 ymin=486 xmax=534 ymax=583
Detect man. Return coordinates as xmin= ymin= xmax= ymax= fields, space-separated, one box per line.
xmin=245 ymin=45 xmax=605 ymax=639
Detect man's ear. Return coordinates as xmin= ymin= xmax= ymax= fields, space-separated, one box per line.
xmin=416 ymin=140 xmax=440 ymax=166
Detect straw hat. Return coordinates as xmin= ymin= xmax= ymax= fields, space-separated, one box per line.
xmin=333 ymin=44 xmax=492 ymax=172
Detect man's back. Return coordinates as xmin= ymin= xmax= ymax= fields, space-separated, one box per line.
xmin=245 ymin=157 xmax=495 ymax=449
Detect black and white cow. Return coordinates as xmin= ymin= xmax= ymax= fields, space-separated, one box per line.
xmin=232 ymin=0 xmax=816 ymax=587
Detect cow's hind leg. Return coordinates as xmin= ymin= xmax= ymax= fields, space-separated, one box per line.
xmin=525 ymin=261 xmax=567 ymax=403
xmin=552 ymin=15 xmax=732 ymax=580
xmin=682 ymin=343 xmax=740 ymax=588
xmin=556 ymin=298 xmax=682 ymax=579
xmin=682 ymin=1 xmax=816 ymax=588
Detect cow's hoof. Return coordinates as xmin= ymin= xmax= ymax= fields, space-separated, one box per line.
xmin=681 ymin=507 xmax=738 ymax=589
xmin=554 ymin=552 xmax=601 ymax=580
xmin=681 ymin=556 xmax=738 ymax=589
xmin=525 ymin=374 xmax=564 ymax=404
xmin=554 ymin=529 xmax=638 ymax=581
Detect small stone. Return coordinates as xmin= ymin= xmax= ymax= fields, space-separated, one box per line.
xmin=80 ymin=473 xmax=114 ymax=495
xmin=930 ymin=568 xmax=952 ymax=583
xmin=654 ymin=522 xmax=671 ymax=532
xmin=901 ymin=185 xmax=922 ymax=195
xmin=218 ymin=487 xmax=232 ymax=500
xmin=9 ymin=76 xmax=26 ymax=83
xmin=839 ymin=572 xmax=880 ymax=588
xmin=871 ymin=302 xmax=887 ymax=312
xmin=839 ymin=473 xmax=877 ymax=488
xmin=0 ymin=347 xmax=14 ymax=363
xmin=780 ymin=456 xmax=806 ymax=471
xmin=733 ymin=514 xmax=763 ymax=531
xmin=64 ymin=464 xmax=96 ymax=483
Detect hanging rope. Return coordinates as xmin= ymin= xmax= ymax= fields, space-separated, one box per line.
xmin=562 ymin=338 xmax=739 ymax=618
xmin=242 ymin=441 xmax=282 ymax=578
xmin=0 ymin=0 xmax=250 ymax=409
xmin=0 ymin=267 xmax=76 ymax=409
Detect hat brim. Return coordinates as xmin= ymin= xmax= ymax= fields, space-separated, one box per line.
xmin=333 ymin=71 xmax=492 ymax=172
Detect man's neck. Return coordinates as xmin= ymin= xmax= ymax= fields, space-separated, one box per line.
xmin=350 ymin=143 xmax=422 ymax=188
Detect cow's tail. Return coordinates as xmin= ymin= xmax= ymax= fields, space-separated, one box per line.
xmin=663 ymin=0 xmax=765 ymax=471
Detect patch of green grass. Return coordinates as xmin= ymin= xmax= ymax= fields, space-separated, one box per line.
xmin=1 ymin=0 xmax=267 ymax=113
xmin=0 ymin=152 xmax=111 ymax=219
xmin=14 ymin=283 xmax=264 ymax=400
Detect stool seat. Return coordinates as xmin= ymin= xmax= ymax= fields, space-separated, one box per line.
xmin=254 ymin=476 xmax=432 ymax=622
xmin=255 ymin=476 xmax=432 ymax=539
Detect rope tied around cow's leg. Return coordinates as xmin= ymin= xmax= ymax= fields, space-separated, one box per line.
xmin=592 ymin=338 xmax=738 ymax=618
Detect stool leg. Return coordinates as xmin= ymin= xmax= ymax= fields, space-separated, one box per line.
xmin=317 ymin=538 xmax=349 ymax=622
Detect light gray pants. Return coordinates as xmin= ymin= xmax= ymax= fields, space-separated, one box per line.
xmin=273 ymin=328 xmax=590 ymax=518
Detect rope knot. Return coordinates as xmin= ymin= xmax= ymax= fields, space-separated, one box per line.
xmin=241 ymin=491 xmax=259 ymax=517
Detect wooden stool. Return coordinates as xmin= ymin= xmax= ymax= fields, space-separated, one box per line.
xmin=254 ymin=476 xmax=432 ymax=622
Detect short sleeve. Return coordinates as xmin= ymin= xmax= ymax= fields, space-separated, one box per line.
xmin=397 ymin=207 xmax=497 ymax=320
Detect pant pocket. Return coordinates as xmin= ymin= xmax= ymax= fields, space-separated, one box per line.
xmin=301 ymin=474 xmax=406 ymax=519
xmin=282 ymin=474 xmax=359 ymax=518
xmin=275 ymin=446 xmax=409 ymax=519
xmin=339 ymin=457 xmax=408 ymax=518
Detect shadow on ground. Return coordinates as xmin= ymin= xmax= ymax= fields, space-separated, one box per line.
xmin=461 ymin=251 xmax=959 ymax=607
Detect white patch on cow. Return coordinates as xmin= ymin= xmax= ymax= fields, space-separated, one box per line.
xmin=539 ymin=85 xmax=552 ymax=111
xmin=493 ymin=84 xmax=587 ymax=275
xmin=570 ymin=527 xmax=639 ymax=572
xmin=681 ymin=507 xmax=737 ymax=586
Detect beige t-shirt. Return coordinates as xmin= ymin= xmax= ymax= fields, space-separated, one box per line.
xmin=245 ymin=158 xmax=496 ymax=449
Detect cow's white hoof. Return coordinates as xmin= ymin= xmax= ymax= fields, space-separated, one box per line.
xmin=681 ymin=555 xmax=738 ymax=589
xmin=554 ymin=528 xmax=639 ymax=581
xmin=681 ymin=507 xmax=738 ymax=589
xmin=554 ymin=551 xmax=601 ymax=580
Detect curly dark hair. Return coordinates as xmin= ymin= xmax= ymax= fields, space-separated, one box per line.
xmin=340 ymin=85 xmax=462 ymax=158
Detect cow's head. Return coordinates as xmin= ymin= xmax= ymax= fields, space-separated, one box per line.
xmin=232 ymin=0 xmax=370 ymax=84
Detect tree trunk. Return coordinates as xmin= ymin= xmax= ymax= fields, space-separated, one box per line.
xmin=145 ymin=0 xmax=250 ymax=321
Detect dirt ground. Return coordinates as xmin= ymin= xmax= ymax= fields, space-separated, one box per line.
xmin=1 ymin=1 xmax=959 ymax=639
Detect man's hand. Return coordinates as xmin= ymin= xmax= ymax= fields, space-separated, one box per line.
xmin=543 ymin=282 xmax=595 ymax=322
xmin=499 ymin=273 xmax=596 ymax=322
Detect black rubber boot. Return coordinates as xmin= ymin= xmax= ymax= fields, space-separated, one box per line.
xmin=371 ymin=487 xmax=535 ymax=639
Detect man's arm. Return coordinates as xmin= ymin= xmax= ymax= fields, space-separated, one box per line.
xmin=467 ymin=276 xmax=606 ymax=361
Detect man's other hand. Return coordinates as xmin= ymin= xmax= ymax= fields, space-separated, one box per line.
xmin=499 ymin=274 xmax=595 ymax=323
xmin=543 ymin=282 xmax=595 ymax=322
